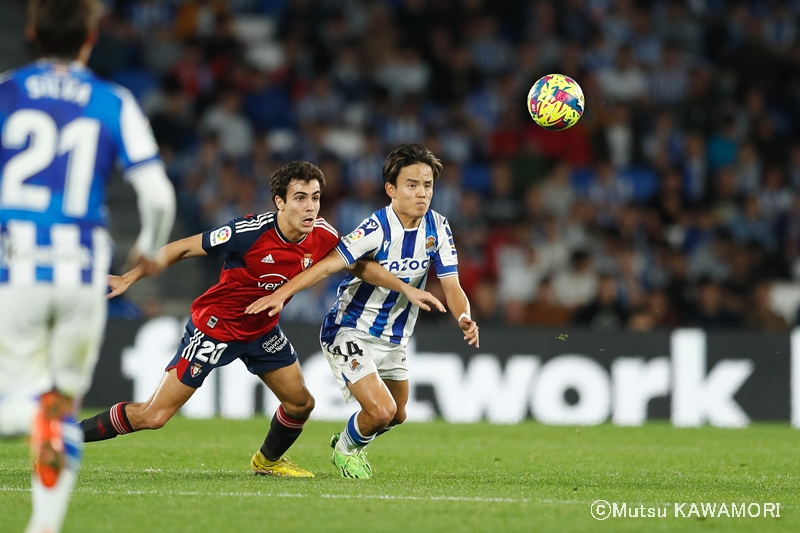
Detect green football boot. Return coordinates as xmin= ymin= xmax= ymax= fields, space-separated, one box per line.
xmin=330 ymin=432 xmax=373 ymax=479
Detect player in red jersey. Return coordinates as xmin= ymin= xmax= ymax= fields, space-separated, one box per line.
xmin=79 ymin=161 xmax=443 ymax=477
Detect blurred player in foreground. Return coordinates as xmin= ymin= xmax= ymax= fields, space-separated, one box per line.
xmin=79 ymin=161 xmax=443 ymax=478
xmin=0 ymin=0 xmax=176 ymax=531
xmin=246 ymin=144 xmax=479 ymax=479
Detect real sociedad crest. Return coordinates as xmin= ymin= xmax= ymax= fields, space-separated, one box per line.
xmin=425 ymin=236 xmax=437 ymax=256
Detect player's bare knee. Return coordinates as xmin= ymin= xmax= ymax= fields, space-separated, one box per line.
xmin=368 ymin=403 xmax=396 ymax=428
xmin=377 ymin=409 xmax=395 ymax=428
xmin=284 ymin=393 xmax=315 ymax=419
xmin=303 ymin=394 xmax=315 ymax=415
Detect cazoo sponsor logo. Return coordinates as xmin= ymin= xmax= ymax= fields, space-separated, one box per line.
xmin=379 ymin=258 xmax=429 ymax=274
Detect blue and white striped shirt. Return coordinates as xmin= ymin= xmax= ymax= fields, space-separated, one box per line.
xmin=0 ymin=61 xmax=161 ymax=287
xmin=321 ymin=206 xmax=458 ymax=346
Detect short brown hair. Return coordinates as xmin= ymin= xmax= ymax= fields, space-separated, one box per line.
xmin=28 ymin=0 xmax=100 ymax=59
xmin=270 ymin=161 xmax=325 ymax=205
xmin=381 ymin=144 xmax=443 ymax=186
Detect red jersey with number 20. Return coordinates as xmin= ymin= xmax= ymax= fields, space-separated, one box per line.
xmin=191 ymin=212 xmax=338 ymax=342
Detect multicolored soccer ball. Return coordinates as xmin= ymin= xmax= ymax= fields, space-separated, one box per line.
xmin=527 ymin=74 xmax=585 ymax=131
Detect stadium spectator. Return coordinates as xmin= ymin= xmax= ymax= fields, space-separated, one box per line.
xmin=685 ymin=277 xmax=742 ymax=329
xmin=681 ymin=131 xmax=710 ymax=205
xmin=759 ymin=167 xmax=793 ymax=221
xmin=645 ymin=288 xmax=681 ymax=329
xmin=630 ymin=5 xmax=661 ymax=67
xmin=592 ymin=102 xmax=646 ymax=170
xmin=572 ymin=274 xmax=629 ymax=331
xmin=627 ymin=306 xmax=657 ymax=331
xmin=429 ymin=159 xmax=463 ymax=223
xmin=706 ymin=116 xmax=739 ymax=174
xmin=648 ymin=41 xmax=689 ymax=106
xmin=483 ymin=160 xmax=524 ymax=226
xmin=586 ymin=160 xmax=634 ymax=227
xmin=497 ymin=227 xmax=545 ymax=324
xmin=710 ymin=166 xmax=742 ymax=226
xmin=533 ymin=216 xmax=571 ymax=275
xmin=538 ymin=162 xmax=576 ymax=220
xmin=723 ymin=244 xmax=756 ymax=315
xmin=643 ymin=109 xmax=684 ymax=168
xmin=729 ymin=196 xmax=778 ymax=251
xmin=200 ymin=89 xmax=254 ymax=158
xmin=596 ymin=45 xmax=648 ymax=104
xmin=553 ymin=250 xmax=598 ymax=309
xmin=523 ymin=276 xmax=573 ymax=326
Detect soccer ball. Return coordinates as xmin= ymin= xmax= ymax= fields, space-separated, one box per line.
xmin=527 ymin=74 xmax=585 ymax=131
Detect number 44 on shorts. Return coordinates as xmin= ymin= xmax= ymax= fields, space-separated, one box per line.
xmin=330 ymin=341 xmax=363 ymax=362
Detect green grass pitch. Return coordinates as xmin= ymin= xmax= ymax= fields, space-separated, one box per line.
xmin=1 ymin=418 xmax=798 ymax=532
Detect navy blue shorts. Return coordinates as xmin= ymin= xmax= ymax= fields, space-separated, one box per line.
xmin=166 ymin=319 xmax=297 ymax=388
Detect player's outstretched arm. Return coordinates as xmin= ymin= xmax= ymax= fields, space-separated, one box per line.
xmin=348 ymin=261 xmax=445 ymax=313
xmin=244 ymin=249 xmax=447 ymax=316
xmin=245 ymin=250 xmax=349 ymax=315
xmin=107 ymin=234 xmax=207 ymax=299
xmin=439 ymin=275 xmax=479 ymax=348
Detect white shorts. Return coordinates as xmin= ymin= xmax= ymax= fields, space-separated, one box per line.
xmin=0 ymin=285 xmax=107 ymax=400
xmin=321 ymin=327 xmax=408 ymax=402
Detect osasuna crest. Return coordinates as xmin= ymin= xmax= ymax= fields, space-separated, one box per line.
xmin=191 ymin=362 xmax=203 ymax=378
xmin=302 ymin=253 xmax=313 ymax=270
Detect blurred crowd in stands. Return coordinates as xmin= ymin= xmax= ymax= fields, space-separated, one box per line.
xmin=94 ymin=0 xmax=800 ymax=331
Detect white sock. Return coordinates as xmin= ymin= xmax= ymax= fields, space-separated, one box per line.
xmin=0 ymin=395 xmax=37 ymax=437
xmin=26 ymin=419 xmax=83 ymax=533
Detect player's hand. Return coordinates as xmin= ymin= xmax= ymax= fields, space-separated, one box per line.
xmin=245 ymin=294 xmax=285 ymax=316
xmin=404 ymin=287 xmax=446 ymax=313
xmin=107 ymin=274 xmax=133 ymax=299
xmin=459 ymin=315 xmax=480 ymax=348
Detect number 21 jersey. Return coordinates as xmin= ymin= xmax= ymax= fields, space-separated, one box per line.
xmin=0 ymin=60 xmax=162 ymax=287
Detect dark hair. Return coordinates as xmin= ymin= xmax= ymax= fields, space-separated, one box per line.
xmin=28 ymin=0 xmax=100 ymax=59
xmin=270 ymin=161 xmax=325 ymax=205
xmin=381 ymin=143 xmax=443 ymax=186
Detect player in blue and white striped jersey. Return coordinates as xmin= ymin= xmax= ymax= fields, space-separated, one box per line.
xmin=0 ymin=2 xmax=175 ymax=531
xmin=323 ymin=202 xmax=456 ymax=346
xmin=246 ymin=144 xmax=477 ymax=479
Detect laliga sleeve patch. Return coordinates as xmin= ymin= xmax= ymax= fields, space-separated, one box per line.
xmin=210 ymin=226 xmax=232 ymax=246
xmin=341 ymin=228 xmax=365 ymax=247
